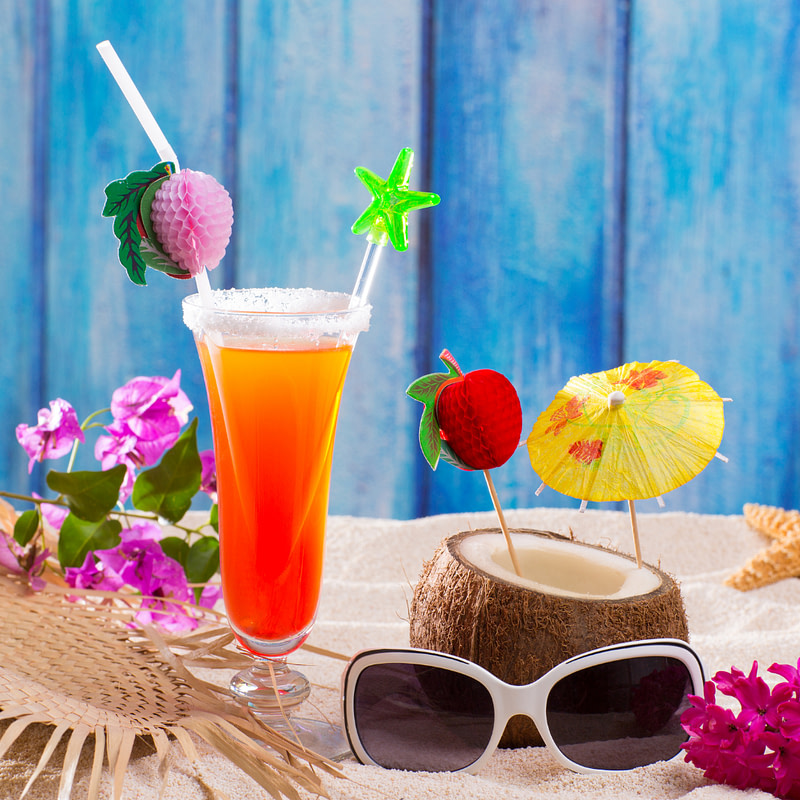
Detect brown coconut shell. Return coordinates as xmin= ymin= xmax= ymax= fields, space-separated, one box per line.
xmin=409 ymin=528 xmax=689 ymax=749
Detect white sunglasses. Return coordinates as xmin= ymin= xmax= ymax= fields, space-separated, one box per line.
xmin=342 ymin=638 xmax=704 ymax=774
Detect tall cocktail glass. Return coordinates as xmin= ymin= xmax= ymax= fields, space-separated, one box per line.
xmin=182 ymin=287 xmax=369 ymax=755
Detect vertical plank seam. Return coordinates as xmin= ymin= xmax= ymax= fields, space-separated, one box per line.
xmin=414 ymin=0 xmax=437 ymax=518
xmin=31 ymin=0 xmax=51 ymax=495
xmin=603 ymin=0 xmax=631 ymax=366
xmin=223 ymin=0 xmax=240 ymax=290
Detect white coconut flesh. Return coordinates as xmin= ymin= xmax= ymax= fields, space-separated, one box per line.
xmin=459 ymin=532 xmax=661 ymax=600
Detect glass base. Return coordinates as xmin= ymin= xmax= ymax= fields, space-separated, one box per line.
xmin=229 ymin=658 xmax=351 ymax=761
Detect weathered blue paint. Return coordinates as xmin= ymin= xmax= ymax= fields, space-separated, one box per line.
xmin=626 ymin=0 xmax=800 ymax=514
xmin=2 ymin=1 xmax=799 ymax=521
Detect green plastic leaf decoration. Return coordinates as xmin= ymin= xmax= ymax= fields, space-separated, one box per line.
xmin=13 ymin=509 xmax=40 ymax=547
xmin=58 ymin=514 xmax=122 ymax=569
xmin=351 ymin=148 xmax=440 ymax=251
xmin=139 ymin=176 xmax=190 ymax=277
xmin=46 ymin=464 xmax=127 ymax=522
xmin=132 ymin=418 xmax=202 ymax=524
xmin=417 ymin=406 xmax=443 ymax=469
xmin=406 ymin=349 xmax=464 ymax=470
xmin=439 ymin=440 xmax=475 ymax=471
xmin=102 ymin=161 xmax=175 ymax=285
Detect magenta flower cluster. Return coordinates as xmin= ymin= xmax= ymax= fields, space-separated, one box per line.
xmin=66 ymin=522 xmax=220 ymax=633
xmin=682 ymin=661 xmax=800 ymax=798
xmin=4 ymin=372 xmax=219 ymax=632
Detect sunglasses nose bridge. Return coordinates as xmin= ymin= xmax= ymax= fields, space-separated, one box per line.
xmin=495 ymin=681 xmax=547 ymax=738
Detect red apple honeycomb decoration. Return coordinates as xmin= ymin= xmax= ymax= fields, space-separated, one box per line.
xmin=408 ymin=349 xmax=524 ymax=573
xmin=407 ymin=349 xmax=522 ymax=472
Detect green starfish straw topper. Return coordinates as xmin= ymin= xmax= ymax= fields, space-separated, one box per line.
xmin=349 ymin=147 xmax=440 ymax=307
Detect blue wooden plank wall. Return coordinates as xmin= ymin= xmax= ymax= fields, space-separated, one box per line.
xmin=2 ymin=0 xmax=799 ymax=522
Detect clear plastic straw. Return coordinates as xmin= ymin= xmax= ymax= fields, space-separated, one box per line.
xmin=96 ymin=40 xmax=214 ymax=307
xmin=348 ymin=242 xmax=383 ymax=309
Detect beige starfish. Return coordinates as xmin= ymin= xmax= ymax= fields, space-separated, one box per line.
xmin=743 ymin=502 xmax=800 ymax=540
xmin=727 ymin=504 xmax=800 ymax=590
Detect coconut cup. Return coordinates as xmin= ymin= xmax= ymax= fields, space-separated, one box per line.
xmin=409 ymin=528 xmax=689 ymax=748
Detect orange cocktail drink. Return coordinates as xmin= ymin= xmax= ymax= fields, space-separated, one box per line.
xmin=183 ymin=288 xmax=370 ymax=658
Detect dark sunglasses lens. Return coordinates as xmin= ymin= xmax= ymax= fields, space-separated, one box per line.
xmin=352 ymin=662 xmax=495 ymax=771
xmin=546 ymin=655 xmax=693 ymax=770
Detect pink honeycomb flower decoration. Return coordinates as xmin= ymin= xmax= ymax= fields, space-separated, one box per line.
xmin=150 ymin=169 xmax=233 ymax=276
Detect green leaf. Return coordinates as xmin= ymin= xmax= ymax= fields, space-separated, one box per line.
xmin=160 ymin=535 xmax=189 ymax=567
xmin=102 ymin=163 xmax=171 ymax=216
xmin=102 ymin=181 xmax=133 ymax=217
xmin=102 ymin=162 xmax=175 ymax=285
xmin=418 ymin=406 xmax=442 ymax=470
xmin=185 ymin=536 xmax=220 ymax=584
xmin=13 ymin=509 xmax=40 ymax=546
xmin=46 ymin=465 xmax=127 ymax=522
xmin=439 ymin=440 xmax=475 ymax=472
xmin=132 ymin=419 xmax=202 ymax=524
xmin=140 ymin=237 xmax=188 ymax=277
xmin=139 ymin=176 xmax=190 ymax=277
xmin=58 ymin=514 xmax=122 ymax=568
xmin=186 ymin=536 xmax=220 ymax=602
xmin=114 ymin=211 xmax=147 ymax=285
xmin=406 ymin=372 xmax=448 ymax=404
xmin=209 ymin=503 xmax=219 ymax=533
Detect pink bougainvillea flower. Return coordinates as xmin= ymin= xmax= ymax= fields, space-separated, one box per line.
xmin=66 ymin=523 xmax=204 ymax=632
xmin=97 ymin=372 xmax=193 ymax=502
xmin=94 ymin=424 xmax=147 ymax=502
xmin=65 ymin=550 xmax=125 ymax=593
xmin=91 ymin=524 xmax=198 ymax=632
xmin=0 ymin=531 xmax=51 ymax=592
xmin=197 ymin=582 xmax=222 ymax=609
xmin=15 ymin=398 xmax=85 ymax=472
xmin=199 ymin=449 xmax=217 ymax=499
xmin=110 ymin=370 xmax=192 ymax=442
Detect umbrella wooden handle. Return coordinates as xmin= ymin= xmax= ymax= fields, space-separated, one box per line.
xmin=628 ymin=499 xmax=643 ymax=568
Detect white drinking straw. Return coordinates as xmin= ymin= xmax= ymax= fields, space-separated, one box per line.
xmin=96 ymin=40 xmax=214 ymax=307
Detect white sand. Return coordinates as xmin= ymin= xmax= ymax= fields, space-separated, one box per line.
xmin=4 ymin=507 xmax=793 ymax=800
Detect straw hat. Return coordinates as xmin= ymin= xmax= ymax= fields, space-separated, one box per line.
xmin=0 ymin=573 xmax=341 ymax=800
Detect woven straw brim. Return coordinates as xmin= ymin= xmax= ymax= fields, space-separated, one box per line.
xmin=0 ymin=573 xmax=344 ymax=800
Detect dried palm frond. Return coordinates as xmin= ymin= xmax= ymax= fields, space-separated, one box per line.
xmin=0 ymin=573 xmax=345 ymax=800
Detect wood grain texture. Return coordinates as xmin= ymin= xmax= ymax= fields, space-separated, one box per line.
xmin=625 ymin=0 xmax=800 ymax=513
xmin=0 ymin=2 xmax=40 ymax=492
xmin=235 ymin=0 xmax=424 ymax=517
xmin=424 ymin=0 xmax=621 ymax=516
xmin=4 ymin=1 xmax=800 ymax=521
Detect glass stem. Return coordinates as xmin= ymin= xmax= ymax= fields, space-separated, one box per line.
xmin=229 ymin=657 xmax=310 ymax=719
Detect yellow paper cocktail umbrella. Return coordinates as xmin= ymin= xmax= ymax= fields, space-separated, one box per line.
xmin=527 ymin=360 xmax=728 ymax=566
